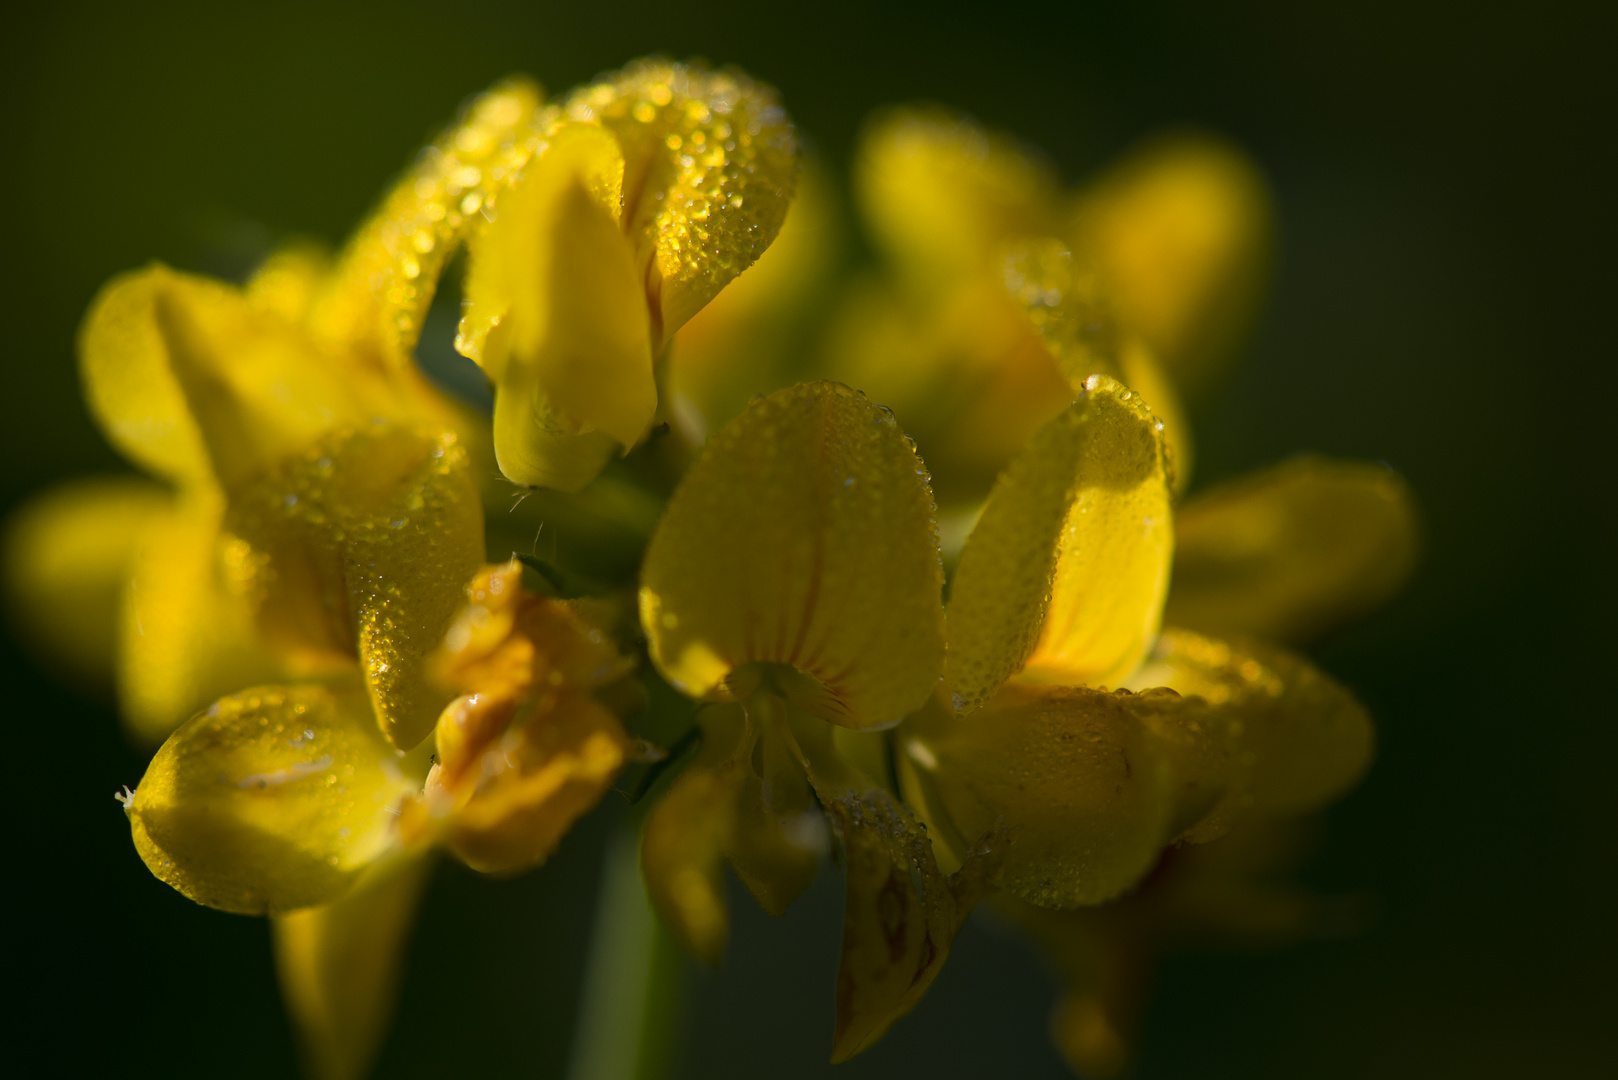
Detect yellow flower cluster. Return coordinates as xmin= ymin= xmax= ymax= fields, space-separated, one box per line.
xmin=4 ymin=57 xmax=1416 ymax=1080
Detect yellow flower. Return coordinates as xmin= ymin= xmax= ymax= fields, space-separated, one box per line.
xmin=7 ymin=76 xmax=542 ymax=743
xmin=123 ymin=559 xmax=636 ymax=1079
xmin=635 ymin=371 xmax=1396 ymax=1065
xmin=454 ymin=59 xmax=800 ymax=491
xmin=637 ymin=380 xmax=1006 ymax=1061
xmin=821 ymin=107 xmax=1267 ymax=503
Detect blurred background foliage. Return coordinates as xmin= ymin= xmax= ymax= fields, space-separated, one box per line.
xmin=3 ymin=1 xmax=1613 ymax=1076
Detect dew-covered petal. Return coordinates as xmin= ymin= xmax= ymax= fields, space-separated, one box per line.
xmin=947 ymin=376 xmax=1172 ymax=712
xmin=1067 ymin=133 xmax=1272 ymax=396
xmin=902 ymin=681 xmax=1230 ymax=908
xmin=855 ymin=106 xmax=1056 ymax=293
xmin=458 ymin=122 xmax=656 ymax=478
xmin=1129 ymin=629 xmax=1374 ymax=824
xmin=824 ymin=787 xmax=1002 ymax=1061
xmin=640 ymin=381 xmax=946 ymax=730
xmin=311 ymin=78 xmax=543 ymax=365
xmin=120 ymin=492 xmax=290 ymax=745
xmin=80 ymin=265 xmax=397 ymax=490
xmin=559 ymin=59 xmax=799 ymax=340
xmin=224 ymin=425 xmax=485 ymax=749
xmin=1165 ymin=457 xmax=1420 ymax=643
xmin=764 ymin=707 xmax=1002 ymax=1061
xmin=1003 ymin=237 xmax=1194 ymax=491
xmin=1 ymin=476 xmax=169 ymax=689
xmin=126 ymin=682 xmax=419 ymax=915
xmin=273 ymin=851 xmax=434 ymax=1080
xmin=671 ymin=159 xmax=840 ymax=433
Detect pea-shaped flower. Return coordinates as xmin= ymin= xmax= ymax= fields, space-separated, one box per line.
xmin=455 ymin=60 xmax=799 ymax=491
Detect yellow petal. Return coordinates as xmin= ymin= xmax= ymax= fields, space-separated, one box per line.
xmin=824 ymin=787 xmax=1002 ymax=1061
xmin=565 ymin=59 xmax=800 ymax=339
xmin=1129 ymin=629 xmax=1374 ymax=824
xmin=821 ymin=274 xmax=1078 ymax=505
xmin=641 ymin=705 xmax=748 ymax=965
xmin=991 ymin=820 xmax=1323 ymax=1076
xmin=901 ymin=681 xmax=1230 ymax=907
xmin=223 ymin=424 xmax=485 ymax=749
xmin=78 ymin=266 xmax=215 ymax=485
xmin=670 ymin=158 xmax=841 ymax=433
xmin=2 ymin=476 xmax=168 ymax=689
xmin=1003 ymin=237 xmax=1194 ymax=491
xmin=273 ymin=852 xmax=434 ymax=1080
xmin=725 ymin=694 xmax=825 ymax=916
xmin=247 ymin=241 xmax=332 ymax=324
xmin=1165 ymin=457 xmax=1420 ymax=642
xmin=763 ymin=705 xmax=1003 ymax=1061
xmin=1068 ymin=132 xmax=1272 ymax=395
xmin=80 ymin=265 xmax=397 ymax=489
xmin=126 ymin=682 xmax=418 ymax=915
xmin=436 ymin=692 xmax=627 ymax=874
xmin=640 ymin=381 xmax=946 ymax=730
xmin=310 ymin=77 xmax=543 ymax=366
xmin=120 ymin=491 xmax=290 ymax=744
xmin=458 ymin=124 xmax=654 ymax=485
xmin=855 ymin=105 xmax=1056 ymax=293
xmin=946 ymin=376 xmax=1172 ymax=712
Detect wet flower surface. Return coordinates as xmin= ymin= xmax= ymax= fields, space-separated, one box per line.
xmin=4 ymin=47 xmax=1420 ymax=1080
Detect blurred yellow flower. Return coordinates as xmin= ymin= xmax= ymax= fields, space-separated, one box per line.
xmin=824 ymin=107 xmax=1268 ymax=503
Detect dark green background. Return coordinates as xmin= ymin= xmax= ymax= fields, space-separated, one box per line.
xmin=4 ymin=1 xmax=1613 ymax=1076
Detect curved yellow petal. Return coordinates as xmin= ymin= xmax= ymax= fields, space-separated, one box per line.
xmin=902 ymin=680 xmax=1230 ymax=908
xmin=671 ymin=157 xmax=841 ymax=433
xmin=247 ymin=241 xmax=332 ymax=324
xmin=1129 ymin=629 xmax=1374 ymax=824
xmin=224 ymin=424 xmax=485 ymax=749
xmin=641 ymin=700 xmax=825 ymax=965
xmin=1003 ymin=237 xmax=1194 ymax=491
xmin=825 ymin=786 xmax=1002 ymax=1061
xmin=641 ymin=705 xmax=748 ymax=965
xmin=273 ymin=851 xmax=434 ymax=1080
xmin=78 ymin=266 xmax=216 ymax=485
xmin=2 ymin=476 xmax=168 ymax=689
xmin=1068 ymin=132 xmax=1272 ymax=395
xmin=80 ymin=265 xmax=398 ymax=490
xmin=855 ymin=105 xmax=1056 ymax=293
xmin=399 ymin=562 xmax=634 ymax=873
xmin=311 ymin=77 xmax=543 ymax=365
xmin=947 ymin=376 xmax=1172 ymax=712
xmin=1165 ymin=457 xmax=1420 ymax=642
xmin=640 ymin=381 xmax=946 ymax=730
xmin=821 ymin=273 xmax=1077 ymax=506
xmin=126 ymin=682 xmax=418 ymax=915
xmin=120 ymin=492 xmax=289 ymax=744
xmin=458 ymin=124 xmax=653 ymax=485
xmin=564 ymin=58 xmax=799 ymax=339
xmin=434 ymin=692 xmax=627 ymax=873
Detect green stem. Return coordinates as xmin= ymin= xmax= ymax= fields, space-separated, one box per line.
xmin=565 ymin=820 xmax=684 ymax=1080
